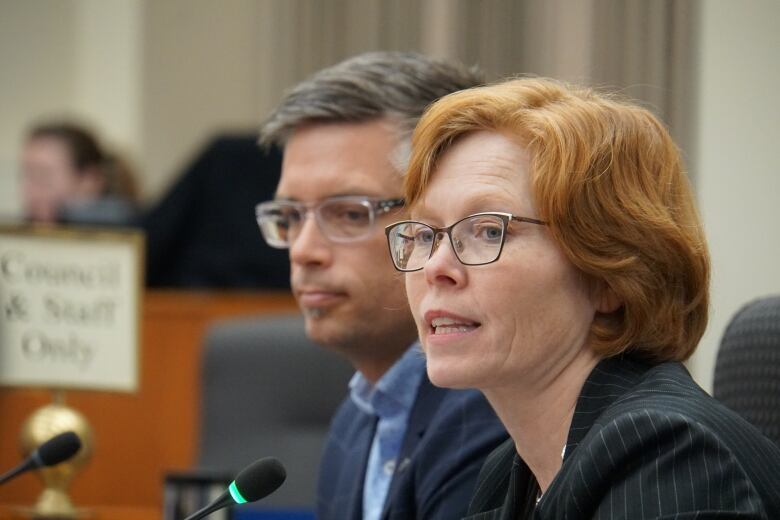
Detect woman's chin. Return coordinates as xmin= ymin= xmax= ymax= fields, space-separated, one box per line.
xmin=426 ymin=358 xmax=482 ymax=390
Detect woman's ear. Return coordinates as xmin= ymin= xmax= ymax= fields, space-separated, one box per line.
xmin=595 ymin=282 xmax=622 ymax=314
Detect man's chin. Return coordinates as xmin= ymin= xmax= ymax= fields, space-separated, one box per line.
xmin=301 ymin=306 xmax=327 ymax=321
xmin=303 ymin=310 xmax=345 ymax=345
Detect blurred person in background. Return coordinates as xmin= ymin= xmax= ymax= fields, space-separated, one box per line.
xmin=256 ymin=51 xmax=508 ymax=520
xmin=20 ymin=121 xmax=139 ymax=226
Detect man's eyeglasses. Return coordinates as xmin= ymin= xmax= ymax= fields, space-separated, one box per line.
xmin=384 ymin=212 xmax=546 ymax=272
xmin=256 ymin=196 xmax=405 ymax=249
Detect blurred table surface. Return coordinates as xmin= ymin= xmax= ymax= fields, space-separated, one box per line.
xmin=0 ymin=290 xmax=298 ymax=512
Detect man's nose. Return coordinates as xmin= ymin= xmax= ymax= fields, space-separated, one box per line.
xmin=289 ymin=212 xmax=332 ymax=267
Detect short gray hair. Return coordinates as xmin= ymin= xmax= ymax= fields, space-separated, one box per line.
xmin=259 ymin=51 xmax=483 ymax=155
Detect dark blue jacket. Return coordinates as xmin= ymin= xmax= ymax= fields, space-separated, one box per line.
xmin=317 ymin=373 xmax=508 ymax=520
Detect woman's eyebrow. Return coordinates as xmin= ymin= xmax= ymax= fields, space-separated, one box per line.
xmin=455 ymin=191 xmax=528 ymax=216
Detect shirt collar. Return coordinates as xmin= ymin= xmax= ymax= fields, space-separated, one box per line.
xmin=349 ymin=342 xmax=425 ymax=419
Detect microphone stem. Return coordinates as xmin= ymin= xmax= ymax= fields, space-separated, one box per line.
xmin=182 ymin=490 xmax=233 ymax=520
xmin=0 ymin=458 xmax=36 ymax=486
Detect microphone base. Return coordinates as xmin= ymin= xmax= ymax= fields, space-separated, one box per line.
xmin=8 ymin=505 xmax=93 ymax=520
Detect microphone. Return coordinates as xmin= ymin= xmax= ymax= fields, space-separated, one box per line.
xmin=183 ymin=457 xmax=286 ymax=520
xmin=0 ymin=431 xmax=82 ymax=486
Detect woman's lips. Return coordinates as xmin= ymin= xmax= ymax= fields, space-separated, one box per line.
xmin=423 ymin=310 xmax=482 ymax=339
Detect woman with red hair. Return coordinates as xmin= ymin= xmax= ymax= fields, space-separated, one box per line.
xmin=386 ymin=78 xmax=780 ymax=518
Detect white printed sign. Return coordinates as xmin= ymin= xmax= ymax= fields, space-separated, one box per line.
xmin=0 ymin=226 xmax=143 ymax=392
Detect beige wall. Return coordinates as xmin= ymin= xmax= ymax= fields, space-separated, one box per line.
xmin=73 ymin=0 xmax=143 ymax=160
xmin=0 ymin=0 xmax=141 ymax=217
xmin=689 ymin=0 xmax=780 ymax=392
xmin=140 ymin=0 xmax=263 ymax=199
xmin=0 ymin=0 xmax=694 ymax=208
xmin=0 ymin=0 xmax=77 ymax=218
xmin=140 ymin=0 xmax=439 ymax=201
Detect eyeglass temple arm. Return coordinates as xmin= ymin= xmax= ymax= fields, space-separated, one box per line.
xmin=376 ymin=198 xmax=405 ymax=212
xmin=512 ymin=216 xmax=547 ymax=226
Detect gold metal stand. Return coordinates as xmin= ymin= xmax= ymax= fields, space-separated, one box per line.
xmin=18 ymin=390 xmax=93 ymax=519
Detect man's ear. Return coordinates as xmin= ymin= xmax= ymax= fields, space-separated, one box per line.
xmin=595 ymin=282 xmax=622 ymax=314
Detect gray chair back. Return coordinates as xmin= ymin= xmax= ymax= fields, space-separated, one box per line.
xmin=197 ymin=314 xmax=353 ymax=508
xmin=714 ymin=295 xmax=780 ymax=447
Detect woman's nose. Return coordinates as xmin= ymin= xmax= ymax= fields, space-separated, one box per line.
xmin=424 ymin=232 xmax=466 ymax=287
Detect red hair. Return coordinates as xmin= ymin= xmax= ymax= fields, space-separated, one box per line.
xmin=405 ymin=78 xmax=709 ymax=361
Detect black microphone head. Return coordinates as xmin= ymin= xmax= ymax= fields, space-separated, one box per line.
xmin=231 ymin=457 xmax=286 ymax=503
xmin=36 ymin=431 xmax=81 ymax=467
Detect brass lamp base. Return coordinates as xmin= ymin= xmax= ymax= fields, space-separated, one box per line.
xmin=14 ymin=488 xmax=92 ymax=519
xmin=18 ymin=395 xmax=93 ymax=520
xmin=12 ymin=504 xmax=92 ymax=520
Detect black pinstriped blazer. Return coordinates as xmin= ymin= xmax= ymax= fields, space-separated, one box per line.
xmin=464 ymin=355 xmax=780 ymax=519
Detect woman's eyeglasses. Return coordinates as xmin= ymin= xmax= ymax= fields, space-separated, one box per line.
xmin=385 ymin=212 xmax=546 ymax=272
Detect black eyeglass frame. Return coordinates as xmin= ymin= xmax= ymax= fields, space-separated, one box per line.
xmin=255 ymin=196 xmax=405 ymax=248
xmin=384 ymin=211 xmax=547 ymax=272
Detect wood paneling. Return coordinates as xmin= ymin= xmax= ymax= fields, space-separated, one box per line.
xmin=3 ymin=505 xmax=159 ymax=520
xmin=0 ymin=290 xmax=298 ymax=510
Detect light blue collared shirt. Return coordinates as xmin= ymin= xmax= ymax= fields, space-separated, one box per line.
xmin=349 ymin=343 xmax=425 ymax=520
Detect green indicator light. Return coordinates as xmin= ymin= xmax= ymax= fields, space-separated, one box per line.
xmin=229 ymin=481 xmax=247 ymax=504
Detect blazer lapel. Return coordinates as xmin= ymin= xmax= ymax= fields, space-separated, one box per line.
xmin=538 ymin=355 xmax=651 ymax=518
xmin=464 ymin=439 xmax=530 ymax=520
xmin=380 ymin=375 xmax=446 ymax=519
xmin=344 ymin=412 xmax=378 ymax=520
xmin=563 ymin=354 xmax=649 ymax=459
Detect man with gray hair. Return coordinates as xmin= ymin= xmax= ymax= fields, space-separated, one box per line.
xmin=256 ymin=52 xmax=507 ymax=520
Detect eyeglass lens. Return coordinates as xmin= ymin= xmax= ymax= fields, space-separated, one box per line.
xmin=389 ymin=214 xmax=506 ymax=270
xmin=258 ymin=199 xmax=374 ymax=247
